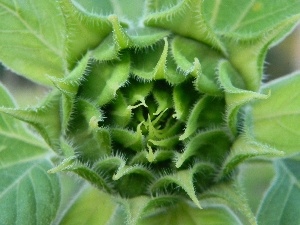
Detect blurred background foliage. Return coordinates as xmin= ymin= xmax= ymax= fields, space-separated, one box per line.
xmin=265 ymin=25 xmax=300 ymax=80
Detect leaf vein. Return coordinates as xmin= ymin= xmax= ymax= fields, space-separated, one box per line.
xmin=0 ymin=162 xmax=39 ymax=200
xmin=0 ymin=129 xmax=48 ymax=149
xmin=0 ymin=153 xmax=51 ymax=170
xmin=275 ymin=120 xmax=300 ymax=136
xmin=279 ymin=160 xmax=300 ymax=186
xmin=228 ymin=0 xmax=256 ymax=32
xmin=254 ymin=111 xmax=300 ymax=121
xmin=0 ymin=2 xmax=63 ymax=58
xmin=210 ymin=0 xmax=221 ymax=27
xmin=237 ymin=3 xmax=299 ymax=30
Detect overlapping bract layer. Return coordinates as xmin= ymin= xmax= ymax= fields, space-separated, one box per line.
xmin=52 ymin=34 xmax=231 ymax=204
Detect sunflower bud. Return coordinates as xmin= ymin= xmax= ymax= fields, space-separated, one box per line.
xmin=2 ymin=0 xmax=294 ymax=224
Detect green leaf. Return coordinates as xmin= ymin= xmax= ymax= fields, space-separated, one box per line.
xmin=49 ymin=156 xmax=113 ymax=193
xmin=179 ymin=96 xmax=223 ymax=140
xmin=59 ymin=0 xmax=112 ymax=68
xmin=218 ymin=135 xmax=283 ymax=180
xmin=109 ymin=0 xmax=145 ymax=23
xmin=0 ymin=90 xmax=62 ymax=151
xmin=152 ymin=37 xmax=168 ymax=80
xmin=145 ymin=0 xmax=226 ymax=54
xmin=79 ymin=53 xmax=130 ymax=106
xmin=111 ymin=128 xmax=144 ymax=152
xmin=202 ymin=0 xmax=300 ymax=91
xmin=73 ymin=0 xmax=114 ymax=15
xmin=138 ymin=200 xmax=243 ymax=225
xmin=108 ymin=15 xmax=132 ymax=49
xmin=257 ymin=155 xmax=300 ymax=225
xmin=58 ymin=184 xmax=117 ymax=225
xmin=50 ymin=52 xmax=91 ymax=132
xmin=75 ymin=0 xmax=144 ymax=24
xmin=218 ymin=60 xmax=269 ymax=136
xmin=224 ymin=20 xmax=300 ymax=91
xmin=117 ymin=196 xmax=153 ymax=225
xmin=202 ymin=0 xmax=300 ymax=39
xmin=149 ymin=169 xmax=201 ymax=208
xmin=64 ymin=99 xmax=112 ymax=162
xmin=115 ymin=195 xmax=185 ymax=225
xmin=0 ymin=0 xmax=66 ymax=85
xmin=131 ymin=38 xmax=187 ymax=84
xmin=128 ymin=27 xmax=170 ymax=48
xmin=112 ymin=164 xmax=155 ymax=182
xmin=200 ymin=183 xmax=257 ymax=225
xmin=92 ymin=21 xmax=170 ymax=62
xmin=172 ymin=81 xmax=199 ymax=121
xmin=176 ymin=128 xmax=231 ymax=168
xmin=91 ymin=33 xmax=120 ymax=61
xmin=130 ymin=40 xmax=166 ymax=81
xmin=245 ymin=72 xmax=300 ymax=154
xmin=237 ymin=161 xmax=275 ymax=214
xmin=171 ymin=36 xmax=224 ymax=95
xmin=0 ymin=83 xmax=60 ymax=225
xmin=50 ymin=52 xmax=90 ymax=95
xmin=130 ymin=150 xmax=174 ymax=165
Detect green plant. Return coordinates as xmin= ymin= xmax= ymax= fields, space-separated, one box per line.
xmin=0 ymin=0 xmax=300 ymax=224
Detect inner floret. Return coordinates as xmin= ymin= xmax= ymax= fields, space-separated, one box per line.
xmin=101 ymin=79 xmax=187 ymax=163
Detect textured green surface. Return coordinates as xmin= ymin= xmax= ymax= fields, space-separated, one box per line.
xmin=0 ymin=0 xmax=300 ymax=224
xmin=246 ymin=72 xmax=300 ymax=154
xmin=0 ymin=83 xmax=60 ymax=225
xmin=257 ymin=155 xmax=300 ymax=225
xmin=0 ymin=0 xmax=66 ymax=84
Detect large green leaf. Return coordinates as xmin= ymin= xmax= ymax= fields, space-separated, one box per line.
xmin=0 ymin=83 xmax=60 ymax=225
xmin=138 ymin=201 xmax=243 ymax=225
xmin=0 ymin=0 xmax=66 ymax=85
xmin=57 ymin=185 xmax=117 ymax=225
xmin=257 ymin=155 xmax=300 ymax=225
xmin=202 ymin=0 xmax=300 ymax=39
xmin=245 ymin=72 xmax=300 ymax=154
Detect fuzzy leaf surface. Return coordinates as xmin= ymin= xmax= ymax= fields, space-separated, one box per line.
xmin=257 ymin=155 xmax=300 ymax=225
xmin=218 ymin=135 xmax=283 ymax=180
xmin=0 ymin=91 xmax=62 ymax=151
xmin=218 ymin=60 xmax=269 ymax=136
xmin=203 ymin=0 xmax=300 ymax=91
xmin=201 ymin=181 xmax=261 ymax=225
xmin=0 ymin=83 xmax=60 ymax=225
